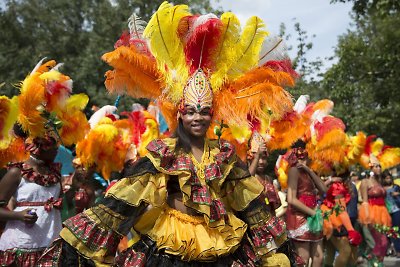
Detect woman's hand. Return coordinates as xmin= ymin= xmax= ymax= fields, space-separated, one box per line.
xmin=257 ymin=143 xmax=267 ymax=156
xmin=16 ymin=208 xmax=38 ymax=224
xmin=296 ymin=162 xmax=310 ymax=172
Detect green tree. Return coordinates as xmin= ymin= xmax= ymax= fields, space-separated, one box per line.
xmin=0 ymin=0 xmax=222 ymax=112
xmin=323 ymin=0 xmax=400 ymax=145
xmin=279 ymin=21 xmax=324 ymax=102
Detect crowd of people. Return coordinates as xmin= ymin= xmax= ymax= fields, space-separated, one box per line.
xmin=1 ymin=2 xmax=400 ymax=267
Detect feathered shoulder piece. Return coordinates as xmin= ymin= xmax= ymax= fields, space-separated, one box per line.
xmin=102 ymin=1 xmax=297 ymax=131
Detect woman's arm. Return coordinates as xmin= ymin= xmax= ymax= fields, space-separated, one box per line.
xmin=248 ymin=143 xmax=267 ymax=176
xmin=297 ymin=163 xmax=327 ymax=194
xmin=0 ymin=168 xmax=37 ymax=223
xmin=0 ymin=167 xmax=21 ymax=204
xmin=248 ymin=154 xmax=260 ymax=177
xmin=360 ymin=179 xmax=369 ymax=203
xmin=287 ymin=167 xmax=316 ymax=216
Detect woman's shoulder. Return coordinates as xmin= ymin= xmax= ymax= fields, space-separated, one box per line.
xmin=146 ymin=137 xmax=177 ymax=154
xmin=0 ymin=164 xmax=22 ymax=188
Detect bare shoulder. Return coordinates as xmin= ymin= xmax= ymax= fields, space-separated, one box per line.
xmin=288 ymin=166 xmax=299 ymax=177
xmin=360 ymin=179 xmax=370 ymax=189
xmin=1 ymin=167 xmax=22 ymax=186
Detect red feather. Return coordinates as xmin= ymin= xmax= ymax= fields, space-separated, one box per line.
xmin=120 ymin=111 xmax=146 ymax=146
xmin=45 ymin=81 xmax=72 ymax=111
xmin=247 ymin=115 xmax=260 ymax=132
xmin=314 ymin=116 xmax=346 ymax=141
xmin=182 ymin=16 xmax=223 ymax=74
xmin=264 ymin=60 xmax=299 ymax=79
xmin=364 ymin=135 xmax=377 ymax=156
xmin=114 ymin=31 xmax=131 ymax=48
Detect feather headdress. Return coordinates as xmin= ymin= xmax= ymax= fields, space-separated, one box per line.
xmin=0 ymin=96 xmax=18 ymax=149
xmin=102 ymin=1 xmax=296 ymax=131
xmin=16 ymin=59 xmax=89 ymax=144
xmin=76 ymin=108 xmax=160 ymax=179
xmin=358 ymin=135 xmax=400 ymax=170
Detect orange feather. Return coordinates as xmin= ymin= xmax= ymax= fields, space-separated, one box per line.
xmin=102 ymin=46 xmax=163 ymax=99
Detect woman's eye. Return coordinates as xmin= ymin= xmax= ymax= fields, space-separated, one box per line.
xmin=187 ymin=111 xmax=195 ymax=116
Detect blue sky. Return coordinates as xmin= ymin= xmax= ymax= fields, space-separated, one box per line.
xmin=212 ymin=0 xmax=354 ymax=70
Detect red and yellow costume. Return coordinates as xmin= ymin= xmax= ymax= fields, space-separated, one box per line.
xmin=37 ymin=1 xmax=298 ymax=266
xmin=286 ymin=170 xmax=323 ymax=242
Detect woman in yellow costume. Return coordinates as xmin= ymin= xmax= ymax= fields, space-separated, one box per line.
xmin=38 ymin=2 xmax=297 ymax=266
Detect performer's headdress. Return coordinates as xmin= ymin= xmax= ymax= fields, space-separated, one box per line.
xmin=358 ymin=135 xmax=400 ymax=171
xmin=102 ymin=1 xmax=296 ymax=131
xmin=0 ymin=59 xmax=90 ymax=166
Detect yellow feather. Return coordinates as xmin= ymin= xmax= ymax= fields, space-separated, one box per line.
xmin=39 ymin=70 xmax=62 ymax=82
xmin=210 ymin=12 xmax=241 ymax=91
xmin=227 ymin=16 xmax=268 ymax=80
xmin=379 ymin=148 xmax=400 ymax=171
xmin=345 ymin=131 xmax=366 ymax=164
xmin=65 ymin=94 xmax=89 ymax=111
xmin=143 ymin=1 xmax=190 ymax=103
xmin=18 ymin=74 xmax=47 ymax=137
xmin=229 ymin=123 xmax=252 ymax=143
xmin=0 ymin=96 xmax=18 ymax=149
xmin=371 ymin=138 xmax=384 ymax=156
xmin=57 ymin=94 xmax=89 ymax=146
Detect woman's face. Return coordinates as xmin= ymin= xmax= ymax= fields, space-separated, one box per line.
xmin=180 ymin=105 xmax=212 ymax=138
xmin=256 ymin=153 xmax=268 ymax=174
xmin=384 ymin=175 xmax=392 ymax=186
xmin=371 ymin=164 xmax=382 ymax=176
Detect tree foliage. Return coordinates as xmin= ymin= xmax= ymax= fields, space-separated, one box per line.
xmin=0 ymin=0 xmax=222 ymax=112
xmin=322 ymin=0 xmax=400 ymax=145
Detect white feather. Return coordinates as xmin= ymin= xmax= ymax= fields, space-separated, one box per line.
xmin=51 ymin=63 xmax=64 ymax=71
xmin=186 ymin=14 xmax=218 ymax=41
xmin=311 ymin=110 xmax=327 ymax=123
xmin=31 ymin=57 xmax=47 ymax=74
xmin=293 ymin=95 xmax=309 ymax=114
xmin=258 ymin=34 xmax=288 ymax=66
xmin=193 ymin=14 xmax=217 ymax=29
xmin=88 ymin=105 xmax=118 ymax=128
xmin=275 ymin=155 xmax=282 ymax=169
xmin=128 ymin=14 xmax=146 ymax=39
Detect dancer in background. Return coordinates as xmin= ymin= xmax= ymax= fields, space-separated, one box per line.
xmin=322 ymin=171 xmax=362 ymax=267
xmin=0 ymin=59 xmax=89 ymax=266
xmin=0 ymin=133 xmax=63 ymax=266
xmin=359 ymin=155 xmax=392 ymax=265
xmin=383 ymin=170 xmax=400 ymax=258
xmin=286 ymin=140 xmax=327 ymax=267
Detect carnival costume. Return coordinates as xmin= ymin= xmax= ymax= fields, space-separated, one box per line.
xmin=0 ymin=60 xmax=89 ymax=266
xmin=37 ymin=2 xmax=299 ymax=266
xmin=285 ymin=159 xmax=323 ymax=242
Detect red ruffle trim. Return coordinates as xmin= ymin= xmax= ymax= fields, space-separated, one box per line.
xmin=0 ymin=248 xmax=44 ymax=267
xmin=63 ymin=212 xmax=120 ymax=252
xmin=7 ymin=161 xmax=61 ymax=187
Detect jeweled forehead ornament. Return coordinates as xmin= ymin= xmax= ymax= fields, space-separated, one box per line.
xmin=180 ymin=69 xmax=213 ymax=112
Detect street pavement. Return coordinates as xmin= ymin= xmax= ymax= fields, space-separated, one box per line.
xmin=359 ymin=256 xmax=399 ymax=266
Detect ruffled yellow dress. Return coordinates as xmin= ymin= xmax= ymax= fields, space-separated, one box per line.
xmin=38 ymin=138 xmax=290 ymax=267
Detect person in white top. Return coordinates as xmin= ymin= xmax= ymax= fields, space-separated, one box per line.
xmin=0 ymin=130 xmax=62 ymax=266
